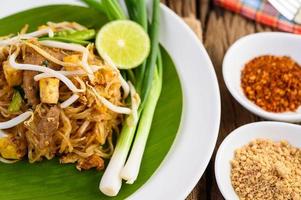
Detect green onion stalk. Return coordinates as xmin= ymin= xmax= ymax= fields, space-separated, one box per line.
xmin=81 ymin=0 xmax=126 ymax=20
xmin=125 ymin=0 xmax=148 ymax=30
xmin=81 ymin=0 xmax=161 ymax=196
xmin=125 ymin=0 xmax=148 ymax=96
xmin=99 ymin=59 xmax=162 ymax=194
xmin=121 ymin=51 xmax=162 ymax=184
xmin=136 ymin=0 xmax=160 ymax=105
xmin=123 ymin=0 xmax=149 ymax=89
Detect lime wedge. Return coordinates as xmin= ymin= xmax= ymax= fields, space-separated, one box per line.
xmin=96 ymin=20 xmax=150 ymax=69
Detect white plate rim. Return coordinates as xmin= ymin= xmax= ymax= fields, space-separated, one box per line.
xmin=0 ymin=1 xmax=221 ymax=199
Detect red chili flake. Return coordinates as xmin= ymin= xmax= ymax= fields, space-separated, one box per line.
xmin=241 ymin=55 xmax=301 ymax=113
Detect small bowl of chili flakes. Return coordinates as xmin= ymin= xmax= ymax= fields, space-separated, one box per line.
xmin=223 ymin=32 xmax=301 ymax=122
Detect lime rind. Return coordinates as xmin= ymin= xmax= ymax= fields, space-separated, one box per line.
xmin=96 ymin=20 xmax=150 ymax=69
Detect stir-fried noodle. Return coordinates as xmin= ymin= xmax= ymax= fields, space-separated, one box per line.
xmin=0 ymin=22 xmax=135 ymax=171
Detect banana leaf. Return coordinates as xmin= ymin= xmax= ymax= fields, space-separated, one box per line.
xmin=0 ymin=5 xmax=183 ymax=200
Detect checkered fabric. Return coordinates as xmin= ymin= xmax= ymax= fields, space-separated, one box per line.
xmin=214 ymin=0 xmax=301 ymax=34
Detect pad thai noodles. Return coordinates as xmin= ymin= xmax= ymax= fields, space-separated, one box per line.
xmin=0 ymin=0 xmax=162 ymax=196
xmin=0 ymin=21 xmax=137 ymax=171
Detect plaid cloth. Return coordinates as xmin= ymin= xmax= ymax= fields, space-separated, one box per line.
xmin=214 ymin=0 xmax=301 ymax=34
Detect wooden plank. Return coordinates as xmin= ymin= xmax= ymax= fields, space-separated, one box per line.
xmin=204 ymin=5 xmax=272 ymax=200
xmin=163 ymin=0 xmax=202 ymax=40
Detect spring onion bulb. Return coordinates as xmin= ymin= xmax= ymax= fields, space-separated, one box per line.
xmin=39 ymin=40 xmax=94 ymax=80
xmin=9 ymin=51 xmax=84 ymax=93
xmin=122 ymin=92 xmax=161 ymax=182
xmin=88 ymin=84 xmax=131 ymax=115
xmin=121 ymin=55 xmax=163 ymax=184
xmin=0 ymin=28 xmax=54 ymax=46
xmin=121 ymin=77 xmax=161 ymax=183
xmin=99 ymin=115 xmax=138 ymax=196
xmin=101 ymin=53 xmax=130 ymax=98
xmin=0 ymin=111 xmax=33 ymax=129
xmin=98 ymin=74 xmax=139 ymax=197
xmin=99 ymin=81 xmax=141 ymax=195
xmin=60 ymin=94 xmax=80 ymax=109
xmin=34 ymin=65 xmax=102 ymax=81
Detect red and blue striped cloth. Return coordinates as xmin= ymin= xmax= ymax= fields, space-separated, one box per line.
xmin=214 ymin=0 xmax=301 ymax=34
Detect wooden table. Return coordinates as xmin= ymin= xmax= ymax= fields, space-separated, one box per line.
xmin=161 ymin=0 xmax=273 ymax=199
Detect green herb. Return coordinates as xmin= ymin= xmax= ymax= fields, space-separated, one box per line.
xmin=8 ymin=90 xmax=23 ymax=113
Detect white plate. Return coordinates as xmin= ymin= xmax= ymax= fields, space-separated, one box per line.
xmin=215 ymin=121 xmax=301 ymax=200
xmin=1 ymin=1 xmax=221 ymax=199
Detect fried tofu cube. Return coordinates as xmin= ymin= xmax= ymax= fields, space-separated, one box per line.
xmin=3 ymin=61 xmax=23 ymax=86
xmin=0 ymin=137 xmax=19 ymax=159
xmin=39 ymin=78 xmax=60 ymax=104
xmin=63 ymin=55 xmax=81 ymax=71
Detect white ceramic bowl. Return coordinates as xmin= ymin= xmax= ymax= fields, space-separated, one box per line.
xmin=223 ymin=32 xmax=301 ymax=122
xmin=215 ymin=121 xmax=301 ymax=200
xmin=1 ymin=1 xmax=221 ymax=200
